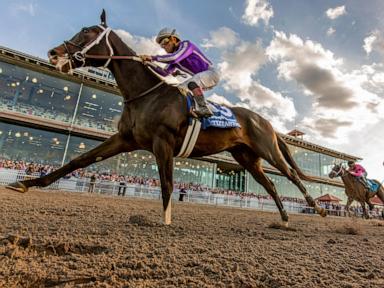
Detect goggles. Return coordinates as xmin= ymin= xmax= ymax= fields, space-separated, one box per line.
xmin=159 ymin=37 xmax=171 ymax=48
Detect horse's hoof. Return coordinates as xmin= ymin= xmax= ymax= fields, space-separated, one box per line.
xmin=282 ymin=221 xmax=289 ymax=228
xmin=318 ymin=207 xmax=327 ymax=217
xmin=6 ymin=182 xmax=28 ymax=193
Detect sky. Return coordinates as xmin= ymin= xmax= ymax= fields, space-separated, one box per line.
xmin=0 ymin=0 xmax=383 ymax=180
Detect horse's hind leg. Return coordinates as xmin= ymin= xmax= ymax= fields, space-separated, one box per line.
xmin=376 ymin=187 xmax=384 ymax=207
xmin=265 ymin=154 xmax=326 ymax=217
xmin=152 ymin=133 xmax=175 ymax=225
xmin=6 ymin=133 xmax=135 ymax=193
xmin=231 ymin=147 xmax=289 ymax=224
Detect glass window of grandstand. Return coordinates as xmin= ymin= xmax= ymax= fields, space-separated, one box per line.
xmin=322 ymin=184 xmax=347 ymax=204
xmin=64 ymin=138 xmax=156 ymax=179
xmin=123 ymin=151 xmax=158 ymax=179
xmin=216 ymin=166 xmax=245 ymax=191
xmin=319 ymin=154 xmax=345 ymax=177
xmin=0 ymin=61 xmax=81 ymax=124
xmin=289 ymin=145 xmax=321 ymax=176
xmin=247 ymin=173 xmax=304 ymax=198
xmin=64 ymin=136 xmax=117 ymax=174
xmin=74 ymin=86 xmax=122 ymax=132
xmin=174 ymin=159 xmax=215 ymax=188
xmin=0 ymin=121 xmax=66 ymax=166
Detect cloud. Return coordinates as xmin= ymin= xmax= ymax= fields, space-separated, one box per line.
xmin=114 ymin=29 xmax=161 ymax=55
xmin=207 ymin=93 xmax=234 ymax=106
xmin=219 ymin=39 xmax=267 ymax=88
xmin=202 ymin=27 xmax=239 ymax=49
xmin=242 ymin=0 xmax=274 ymax=27
xmin=301 ymin=117 xmax=352 ymax=138
xmin=11 ymin=3 xmax=37 ymax=16
xmin=201 ymin=25 xmax=296 ymax=131
xmin=325 ymin=5 xmax=346 ymax=20
xmin=326 ymin=27 xmax=336 ymax=36
xmin=363 ymin=30 xmax=384 ymax=56
xmin=266 ymin=31 xmax=384 ymax=140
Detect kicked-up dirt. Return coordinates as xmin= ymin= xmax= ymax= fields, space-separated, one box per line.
xmin=0 ymin=187 xmax=384 ymax=287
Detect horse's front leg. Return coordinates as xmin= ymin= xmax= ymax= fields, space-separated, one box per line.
xmin=153 ymin=134 xmax=175 ymax=225
xmin=345 ymin=197 xmax=353 ymax=217
xmin=7 ymin=133 xmax=136 ymax=193
xmin=359 ymin=201 xmax=369 ymax=219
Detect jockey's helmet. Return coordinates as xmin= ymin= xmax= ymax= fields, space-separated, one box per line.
xmin=156 ymin=28 xmax=181 ymax=44
xmin=347 ymin=160 xmax=355 ymax=166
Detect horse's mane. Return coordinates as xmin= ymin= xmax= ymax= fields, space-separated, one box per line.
xmin=112 ymin=29 xmax=179 ymax=86
xmin=113 ymin=29 xmax=162 ymax=57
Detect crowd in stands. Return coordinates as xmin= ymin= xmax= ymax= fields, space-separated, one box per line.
xmin=1 ymin=158 xmax=383 ymax=218
xmin=0 ymin=97 xmax=117 ymax=132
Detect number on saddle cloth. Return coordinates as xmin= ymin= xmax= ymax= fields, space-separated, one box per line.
xmin=181 ymin=93 xmax=240 ymax=130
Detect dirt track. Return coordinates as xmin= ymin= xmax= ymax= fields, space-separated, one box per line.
xmin=1 ymin=187 xmax=384 ymax=288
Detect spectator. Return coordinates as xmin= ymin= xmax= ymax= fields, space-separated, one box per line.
xmin=88 ymin=173 xmax=97 ymax=193
xmin=24 ymin=163 xmax=35 ymax=180
xmin=179 ymin=187 xmax=187 ymax=202
xmin=118 ymin=175 xmax=127 ymax=196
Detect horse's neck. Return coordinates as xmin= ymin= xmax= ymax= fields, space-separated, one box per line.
xmin=341 ymin=171 xmax=358 ymax=190
xmin=107 ymin=32 xmax=161 ymax=100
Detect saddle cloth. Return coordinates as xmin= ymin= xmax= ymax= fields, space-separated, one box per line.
xmin=186 ymin=94 xmax=241 ymax=129
xmin=367 ymin=179 xmax=380 ymax=193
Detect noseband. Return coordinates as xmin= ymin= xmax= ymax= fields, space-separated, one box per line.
xmin=330 ymin=165 xmax=345 ymax=177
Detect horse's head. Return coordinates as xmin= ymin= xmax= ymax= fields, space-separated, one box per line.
xmin=328 ymin=163 xmax=345 ymax=179
xmin=48 ymin=10 xmax=113 ymax=73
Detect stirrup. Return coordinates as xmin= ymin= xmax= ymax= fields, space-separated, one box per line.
xmin=194 ymin=108 xmax=213 ymax=118
xmin=188 ymin=108 xmax=199 ymax=118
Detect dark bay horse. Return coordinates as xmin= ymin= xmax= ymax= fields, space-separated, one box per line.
xmin=329 ymin=164 xmax=384 ymax=218
xmin=6 ymin=10 xmax=326 ymax=225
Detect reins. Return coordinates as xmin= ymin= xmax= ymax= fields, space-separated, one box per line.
xmin=123 ymin=81 xmax=165 ymax=105
xmin=64 ymin=25 xmax=167 ymax=105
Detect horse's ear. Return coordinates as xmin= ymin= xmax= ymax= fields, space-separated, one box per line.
xmin=100 ymin=9 xmax=107 ymax=27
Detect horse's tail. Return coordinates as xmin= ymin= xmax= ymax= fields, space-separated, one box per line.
xmin=277 ymin=134 xmax=317 ymax=182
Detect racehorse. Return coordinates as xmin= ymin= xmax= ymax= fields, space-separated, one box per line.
xmin=328 ymin=163 xmax=384 ymax=218
xmin=6 ymin=10 xmax=326 ymax=225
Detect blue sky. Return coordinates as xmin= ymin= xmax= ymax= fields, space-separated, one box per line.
xmin=0 ymin=0 xmax=383 ymax=179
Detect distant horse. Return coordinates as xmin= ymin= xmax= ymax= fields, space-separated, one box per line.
xmin=6 ymin=10 xmax=326 ymax=225
xmin=328 ymin=163 xmax=384 ymax=218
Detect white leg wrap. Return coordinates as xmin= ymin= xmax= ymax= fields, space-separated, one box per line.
xmin=163 ymin=198 xmax=172 ymax=225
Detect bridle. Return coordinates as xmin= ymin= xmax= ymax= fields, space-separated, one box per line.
xmin=330 ymin=165 xmax=345 ymax=178
xmin=63 ymin=25 xmax=123 ymax=69
xmin=61 ymin=25 xmax=165 ymax=104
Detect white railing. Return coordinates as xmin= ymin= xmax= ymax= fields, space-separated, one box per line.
xmin=2 ymin=168 xmax=381 ymax=218
xmin=0 ymin=168 xmax=307 ymax=213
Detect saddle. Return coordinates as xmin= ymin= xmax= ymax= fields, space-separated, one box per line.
xmin=175 ymin=87 xmax=241 ymax=158
xmin=178 ymin=87 xmax=241 ymax=130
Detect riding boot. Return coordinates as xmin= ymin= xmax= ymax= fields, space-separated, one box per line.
xmin=189 ymin=86 xmax=213 ymax=118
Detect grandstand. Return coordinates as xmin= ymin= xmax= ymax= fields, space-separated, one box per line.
xmin=0 ymin=45 xmax=361 ymax=203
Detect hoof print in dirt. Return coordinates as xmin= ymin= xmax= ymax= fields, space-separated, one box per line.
xmin=129 ymin=214 xmax=156 ymax=227
xmin=267 ymin=222 xmax=297 ymax=231
xmin=40 ymin=242 xmax=110 ymax=256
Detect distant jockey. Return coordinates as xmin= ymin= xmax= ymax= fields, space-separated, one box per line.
xmin=347 ymin=160 xmax=369 ymax=189
xmin=139 ymin=28 xmax=220 ymax=118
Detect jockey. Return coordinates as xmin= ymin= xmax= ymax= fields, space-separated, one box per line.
xmin=347 ymin=160 xmax=369 ymax=189
xmin=139 ymin=27 xmax=219 ymax=118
